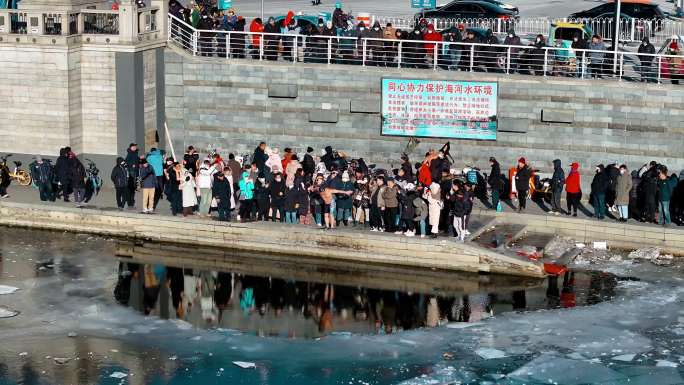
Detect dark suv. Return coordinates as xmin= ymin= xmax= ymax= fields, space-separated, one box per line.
xmin=569 ymin=1 xmax=665 ymax=20
xmin=416 ymin=0 xmax=519 ymax=20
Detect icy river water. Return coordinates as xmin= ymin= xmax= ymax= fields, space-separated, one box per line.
xmin=1 ymin=227 xmax=684 ymax=385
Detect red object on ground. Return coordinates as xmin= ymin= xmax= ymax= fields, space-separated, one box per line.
xmin=544 ymin=263 xmax=568 ymax=276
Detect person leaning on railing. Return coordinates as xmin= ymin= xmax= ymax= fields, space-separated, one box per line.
xmin=637 ymin=37 xmax=655 ymax=83
xmin=587 ymin=35 xmax=606 ymax=79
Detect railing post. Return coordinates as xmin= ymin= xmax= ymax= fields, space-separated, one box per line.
xmin=226 ymin=32 xmax=231 ymax=59
xmin=293 ymin=36 xmax=298 ymax=64
xmin=362 ymin=39 xmax=367 ymax=67
xmin=397 ymin=41 xmax=402 ymax=68
xmin=581 ymin=51 xmax=586 ymax=78
xmin=191 ymin=30 xmax=198 ymax=56
xmin=619 ymin=52 xmax=624 ymax=81
xmin=469 ymin=45 xmax=474 ymax=71
xmin=496 ymin=18 xmax=501 ymax=34
xmin=506 ymin=46 xmax=511 ymax=74
xmin=259 ymin=36 xmax=263 ymax=61
xmin=543 ymin=48 xmax=548 ymax=76
xmin=167 ymin=14 xmax=171 ymax=41
xmin=657 ymin=55 xmax=662 ymax=84
xmin=630 ymin=18 xmax=635 ymax=42
xmin=327 ymin=38 xmax=332 ymax=65
xmin=433 ymin=43 xmax=438 ymax=70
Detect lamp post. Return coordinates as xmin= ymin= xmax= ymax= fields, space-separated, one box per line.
xmin=261 ymin=0 xmax=264 ymax=21
xmin=612 ymin=0 xmax=621 ymax=74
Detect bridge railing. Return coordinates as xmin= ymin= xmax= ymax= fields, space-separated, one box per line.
xmin=169 ymin=14 xmax=684 ymax=85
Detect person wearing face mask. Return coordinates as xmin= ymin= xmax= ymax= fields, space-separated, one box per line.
xmin=481 ymin=29 xmax=499 ymax=72
xmin=440 ymin=26 xmax=462 ymax=71
xmin=404 ymin=26 xmax=424 ymax=68
xmin=503 ymin=29 xmax=521 ymax=73
xmin=364 ymin=21 xmax=384 ymax=66
xmin=382 ymin=23 xmax=397 ymax=67
xmin=422 ymin=24 xmax=441 ymax=67
xmin=461 ymin=30 xmax=480 ymax=71
xmin=637 ymin=37 xmax=655 ymax=82
xmin=615 ymin=165 xmax=633 ymax=222
xmin=263 ymin=17 xmax=279 ymax=61
xmin=337 ymin=22 xmax=357 ymax=65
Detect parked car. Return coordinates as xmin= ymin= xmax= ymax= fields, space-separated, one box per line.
xmin=569 ymin=0 xmax=665 ymax=21
xmin=434 ymin=0 xmax=519 ymax=15
xmin=415 ymin=0 xmax=518 ymax=20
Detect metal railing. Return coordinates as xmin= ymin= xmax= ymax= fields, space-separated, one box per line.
xmin=82 ymin=10 xmax=119 ymax=34
xmin=169 ymin=14 xmax=684 ymax=85
xmin=372 ymin=15 xmax=682 ymax=46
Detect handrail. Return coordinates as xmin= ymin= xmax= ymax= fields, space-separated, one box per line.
xmin=168 ymin=13 xmax=684 ymax=84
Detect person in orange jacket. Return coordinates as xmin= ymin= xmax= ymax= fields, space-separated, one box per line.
xmin=423 ymin=23 xmax=442 ymax=60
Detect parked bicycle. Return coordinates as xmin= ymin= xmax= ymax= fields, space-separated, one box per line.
xmin=0 ymin=154 xmax=32 ymax=186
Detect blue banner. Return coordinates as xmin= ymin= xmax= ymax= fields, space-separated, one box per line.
xmin=381 ymin=78 xmax=498 ymax=140
xmin=411 ymin=0 xmax=436 ymax=8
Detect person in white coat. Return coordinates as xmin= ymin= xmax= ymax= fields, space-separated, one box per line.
xmin=196 ymin=160 xmax=216 ymax=216
xmin=181 ymin=169 xmax=197 ymax=217
xmin=424 ymin=182 xmax=443 ymax=238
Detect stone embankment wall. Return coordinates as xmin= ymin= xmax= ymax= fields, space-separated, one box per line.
xmin=166 ymin=49 xmax=684 ymax=181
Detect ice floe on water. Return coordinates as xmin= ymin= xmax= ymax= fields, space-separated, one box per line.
xmin=0 ymin=285 xmax=19 ymax=295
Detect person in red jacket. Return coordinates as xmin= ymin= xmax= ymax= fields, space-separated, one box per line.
xmin=423 ymin=24 xmax=443 ymax=60
xmin=249 ymin=18 xmax=264 ymax=59
xmin=565 ymin=162 xmax=581 ymax=217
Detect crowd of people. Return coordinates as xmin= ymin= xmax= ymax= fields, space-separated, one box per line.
xmin=5 ymin=141 xmax=683 ymax=239
xmin=167 ymin=1 xmax=684 ymax=83
xmin=96 ymin=141 xmax=684 ymax=238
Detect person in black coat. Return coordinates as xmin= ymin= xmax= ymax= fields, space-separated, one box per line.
xmin=111 ymin=157 xmax=130 ymax=210
xmin=551 ymin=159 xmax=565 ymax=214
xmin=125 ymin=143 xmax=140 ymax=208
xmin=637 ymin=37 xmax=655 ymax=82
xmin=269 ymin=172 xmax=287 ymax=222
xmin=591 ymin=164 xmax=609 ymax=220
xmin=54 ymin=147 xmax=71 ymax=201
xmin=253 ymin=142 xmax=268 ymax=175
xmin=30 ymin=156 xmax=55 ymax=202
xmin=301 ymin=147 xmax=316 ymax=178
xmin=263 ymin=17 xmax=280 ymax=61
xmin=488 ymin=157 xmax=504 ymax=211
xmin=638 ymin=162 xmax=659 ymax=223
xmin=212 ymin=172 xmax=232 ymax=221
xmin=68 ymin=153 xmax=87 ymax=206
xmin=514 ymin=157 xmax=532 ymax=212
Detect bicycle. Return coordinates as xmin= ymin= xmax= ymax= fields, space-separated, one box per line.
xmin=0 ymin=153 xmax=32 ymax=186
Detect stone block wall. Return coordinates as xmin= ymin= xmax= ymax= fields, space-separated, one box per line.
xmin=165 ymin=49 xmax=684 ymax=182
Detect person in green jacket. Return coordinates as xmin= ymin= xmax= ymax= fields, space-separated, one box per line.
xmin=238 ymin=170 xmax=255 ymax=221
xmin=191 ymin=4 xmax=201 ymax=28
xmin=657 ymin=167 xmax=679 ymax=226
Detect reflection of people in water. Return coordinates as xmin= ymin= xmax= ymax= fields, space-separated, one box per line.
xmin=512 ymin=290 xmax=526 ymax=311
xmin=560 ymin=272 xmax=576 ymax=308
xmin=546 ymin=275 xmax=560 ymax=308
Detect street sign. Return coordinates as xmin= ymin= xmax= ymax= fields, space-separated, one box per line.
xmin=218 ymin=0 xmax=232 ymax=10
xmin=411 ymin=0 xmax=436 ymax=9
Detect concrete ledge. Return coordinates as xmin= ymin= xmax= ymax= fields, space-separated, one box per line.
xmin=350 ymin=99 xmax=380 ymax=114
xmin=268 ymin=83 xmax=298 ymax=98
xmin=309 ymin=109 xmax=339 ymax=123
xmin=541 ymin=109 xmax=574 ymax=124
xmin=0 ymin=201 xmax=545 ymax=278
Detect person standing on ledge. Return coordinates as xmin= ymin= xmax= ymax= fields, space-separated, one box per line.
xmin=550 ymin=159 xmax=565 ymax=215
xmin=111 ymin=157 xmax=130 ymax=211
xmin=125 ymin=143 xmax=140 ymax=209
xmin=657 ymin=167 xmax=679 ymax=226
xmin=30 ymin=156 xmax=55 ymax=202
xmin=139 ymin=159 xmax=158 ymax=214
xmin=514 ymin=158 xmax=531 ymax=213
xmin=591 ymin=164 xmax=609 ymax=220
xmin=487 ymin=157 xmax=503 ymax=212
xmin=565 ymin=162 xmax=581 ymax=217
xmin=615 ymin=164 xmax=633 ymax=222
xmin=145 ymin=147 xmax=166 ymax=209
